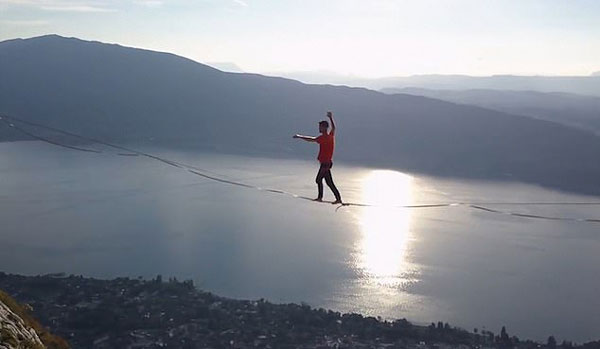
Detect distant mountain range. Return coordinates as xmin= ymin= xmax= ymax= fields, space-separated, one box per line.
xmin=274 ymin=71 xmax=600 ymax=97
xmin=382 ymin=88 xmax=600 ymax=135
xmin=2 ymin=35 xmax=600 ymax=195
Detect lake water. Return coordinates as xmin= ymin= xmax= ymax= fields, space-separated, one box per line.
xmin=1 ymin=141 xmax=599 ymax=342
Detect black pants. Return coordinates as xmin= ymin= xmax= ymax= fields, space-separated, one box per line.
xmin=316 ymin=162 xmax=341 ymax=201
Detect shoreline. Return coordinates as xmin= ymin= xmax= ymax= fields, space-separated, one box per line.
xmin=2 ymin=138 xmax=600 ymax=199
xmin=1 ymin=272 xmax=598 ymax=349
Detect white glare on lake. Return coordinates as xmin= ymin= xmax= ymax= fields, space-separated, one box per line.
xmin=354 ymin=170 xmax=416 ymax=287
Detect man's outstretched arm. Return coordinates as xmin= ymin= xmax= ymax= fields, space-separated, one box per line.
xmin=293 ymin=134 xmax=318 ymax=142
xmin=327 ymin=111 xmax=336 ymax=134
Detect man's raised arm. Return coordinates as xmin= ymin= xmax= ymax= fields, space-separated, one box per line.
xmin=327 ymin=111 xmax=336 ymax=134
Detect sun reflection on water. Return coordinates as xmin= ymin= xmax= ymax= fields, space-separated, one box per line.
xmin=355 ymin=170 xmax=417 ymax=287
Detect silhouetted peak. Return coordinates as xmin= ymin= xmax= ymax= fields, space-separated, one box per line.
xmin=0 ymin=34 xmax=219 ymax=74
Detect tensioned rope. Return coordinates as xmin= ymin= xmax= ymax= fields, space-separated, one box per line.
xmin=2 ymin=114 xmax=600 ymax=223
xmin=2 ymin=119 xmax=102 ymax=153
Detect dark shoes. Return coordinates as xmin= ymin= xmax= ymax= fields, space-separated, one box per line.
xmin=313 ymin=198 xmax=343 ymax=204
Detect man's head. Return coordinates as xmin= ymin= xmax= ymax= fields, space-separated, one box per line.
xmin=318 ymin=120 xmax=329 ymax=134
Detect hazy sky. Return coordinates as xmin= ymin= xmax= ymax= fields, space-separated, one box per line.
xmin=1 ymin=0 xmax=599 ymax=77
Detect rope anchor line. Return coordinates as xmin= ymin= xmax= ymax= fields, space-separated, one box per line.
xmin=2 ymin=114 xmax=600 ymax=223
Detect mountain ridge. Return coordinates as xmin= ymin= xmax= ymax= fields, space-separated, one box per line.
xmin=382 ymin=87 xmax=600 ymax=135
xmin=273 ymin=71 xmax=600 ymax=96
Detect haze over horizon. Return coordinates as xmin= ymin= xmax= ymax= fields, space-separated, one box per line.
xmin=1 ymin=0 xmax=599 ymax=78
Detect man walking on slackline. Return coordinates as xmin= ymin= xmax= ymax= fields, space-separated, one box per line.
xmin=293 ymin=111 xmax=343 ymax=204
